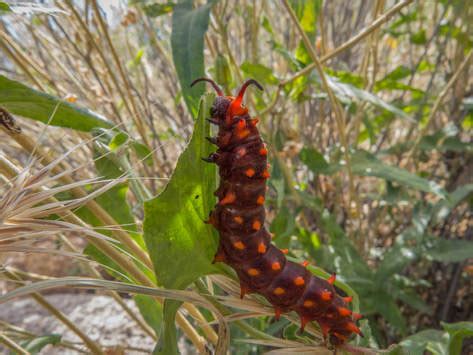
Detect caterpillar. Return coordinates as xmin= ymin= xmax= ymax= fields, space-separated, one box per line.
xmin=191 ymin=78 xmax=363 ymax=346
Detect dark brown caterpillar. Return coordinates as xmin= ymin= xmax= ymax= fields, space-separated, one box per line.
xmin=192 ymin=78 xmax=363 ymax=346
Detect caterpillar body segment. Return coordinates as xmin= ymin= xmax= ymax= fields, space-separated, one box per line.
xmin=192 ymin=78 xmax=363 ymax=346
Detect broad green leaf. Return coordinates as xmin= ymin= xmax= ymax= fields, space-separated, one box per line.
xmin=0 ymin=75 xmax=113 ymax=132
xmin=21 ymin=334 xmax=62 ymax=354
xmin=171 ymin=0 xmax=213 ymax=117
xmin=394 ymin=329 xmax=448 ymax=355
xmin=240 ymin=62 xmax=278 ymax=85
xmin=321 ymin=74 xmax=415 ymax=122
xmin=144 ymin=94 xmax=218 ymax=354
xmin=425 ymin=239 xmax=473 ymax=263
xmin=351 ymin=150 xmax=447 ymax=198
xmin=143 ymin=93 xmax=218 ymax=289
xmin=442 ymin=322 xmax=473 ymax=355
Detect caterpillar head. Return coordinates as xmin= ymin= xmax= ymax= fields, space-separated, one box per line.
xmin=191 ymin=78 xmax=263 ymax=124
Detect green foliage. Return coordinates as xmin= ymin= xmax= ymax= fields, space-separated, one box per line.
xmin=143 ymin=94 xmax=218 ymax=290
xmin=0 ymin=75 xmax=114 ymax=132
xmin=171 ymin=0 xmax=214 ymax=117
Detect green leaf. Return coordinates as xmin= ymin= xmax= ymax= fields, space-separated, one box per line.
xmin=143 ymin=93 xmax=218 ymax=290
xmin=434 ymin=184 xmax=473 ymax=222
xmin=299 ymin=147 xmax=333 ymax=174
xmin=134 ymin=294 xmax=162 ymax=336
xmin=132 ymin=140 xmax=154 ymax=166
xmin=442 ymin=322 xmax=473 ymax=355
xmin=143 ymin=2 xmax=176 ymax=17
xmin=425 ymin=239 xmax=473 ymax=263
xmin=144 ymin=94 xmax=219 ymax=354
xmin=376 ymin=205 xmax=432 ymax=281
xmin=0 ymin=2 xmax=11 ymax=12
xmin=171 ymin=0 xmax=213 ymax=117
xmin=373 ymin=294 xmax=407 ymax=334
xmin=240 ymin=62 xmax=278 ymax=85
xmin=351 ymin=150 xmax=447 ymax=198
xmin=0 ymin=75 xmax=114 ymax=132
xmin=410 ymin=29 xmax=427 ymax=45
xmin=109 ymin=131 xmax=129 ymax=151
xmin=322 ymin=74 xmax=415 ymax=122
xmin=21 ymin=334 xmax=62 ymax=354
xmin=395 ymin=329 xmax=449 ymax=355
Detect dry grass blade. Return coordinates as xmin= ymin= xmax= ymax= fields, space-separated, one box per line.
xmin=0 ymin=277 xmax=230 ymax=354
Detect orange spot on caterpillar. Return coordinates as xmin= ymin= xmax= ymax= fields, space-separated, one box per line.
xmin=247 ymin=268 xmax=260 ymax=276
xmin=252 ymin=220 xmax=261 ymax=231
xmin=321 ymin=290 xmax=332 ymax=301
xmin=257 ymin=242 xmax=266 ymax=254
xmin=212 ymin=251 xmax=225 ymax=263
xmin=301 ymin=260 xmax=309 ymax=267
xmin=294 ymin=276 xmax=305 ymax=286
xmin=273 ymin=287 xmax=285 ymax=295
xmin=343 ymin=296 xmax=353 ymax=303
xmin=233 ymin=241 xmax=245 ymax=250
xmin=220 ymin=192 xmax=236 ymax=205
xmin=256 ymin=195 xmax=265 ymax=205
xmin=338 ymin=307 xmax=352 ymax=317
xmin=236 ymin=119 xmax=246 ymax=129
xmin=261 ymin=169 xmax=270 ymax=178
xmin=236 ymin=129 xmax=250 ymax=139
xmin=259 ymin=147 xmax=268 ymax=156
xmin=303 ymin=299 xmax=315 ymax=308
xmin=233 ymin=216 xmax=243 ymax=224
xmin=271 ymin=262 xmax=281 ymax=271
xmin=327 ymin=273 xmax=336 ymax=285
xmin=281 ymin=248 xmax=289 ymax=254
xmin=245 ymin=168 xmax=255 ymax=177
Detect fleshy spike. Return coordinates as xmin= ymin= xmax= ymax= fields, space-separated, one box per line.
xmin=274 ymin=308 xmax=282 ymax=321
xmin=190 ymin=77 xmax=223 ymax=96
xmin=301 ymin=260 xmax=309 ymax=267
xmin=327 ymin=273 xmax=336 ymax=285
xmin=234 ymin=79 xmax=264 ymax=106
xmin=240 ymin=284 xmax=249 ymax=299
xmin=345 ymin=322 xmax=363 ymax=336
xmin=343 ymin=296 xmax=353 ymax=303
xmin=299 ymin=316 xmax=310 ymax=333
xmin=352 ymin=312 xmax=363 ymax=321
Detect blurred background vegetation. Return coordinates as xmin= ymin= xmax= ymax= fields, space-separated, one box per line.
xmin=0 ymin=0 xmax=472 ymax=354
